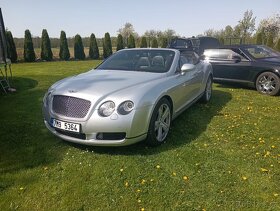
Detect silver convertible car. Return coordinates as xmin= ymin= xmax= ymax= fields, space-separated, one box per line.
xmin=43 ymin=48 xmax=213 ymax=146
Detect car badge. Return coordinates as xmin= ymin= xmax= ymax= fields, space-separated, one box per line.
xmin=68 ymin=89 xmax=77 ymax=93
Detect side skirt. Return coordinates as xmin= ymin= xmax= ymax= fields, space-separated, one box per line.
xmin=172 ymin=92 xmax=204 ymax=120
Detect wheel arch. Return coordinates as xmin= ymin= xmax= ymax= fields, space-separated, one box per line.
xmin=147 ymin=95 xmax=174 ymax=127
xmin=254 ymin=69 xmax=280 ymax=87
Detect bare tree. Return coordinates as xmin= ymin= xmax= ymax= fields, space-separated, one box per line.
xmin=117 ymin=23 xmax=138 ymax=46
xmin=257 ymin=14 xmax=280 ymax=40
xmin=238 ymin=10 xmax=256 ymax=42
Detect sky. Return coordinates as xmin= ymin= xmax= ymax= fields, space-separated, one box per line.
xmin=1 ymin=0 xmax=280 ymax=38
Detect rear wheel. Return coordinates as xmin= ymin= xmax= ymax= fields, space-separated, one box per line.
xmin=146 ymin=98 xmax=171 ymax=146
xmin=200 ymin=76 xmax=213 ymax=103
xmin=256 ymin=72 xmax=280 ymax=96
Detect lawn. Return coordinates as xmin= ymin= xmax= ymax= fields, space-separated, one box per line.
xmin=0 ymin=61 xmax=279 ymax=211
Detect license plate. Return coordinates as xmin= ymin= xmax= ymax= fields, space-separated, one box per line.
xmin=51 ymin=118 xmax=80 ymax=133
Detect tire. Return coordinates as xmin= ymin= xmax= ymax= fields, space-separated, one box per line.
xmin=200 ymin=76 xmax=213 ymax=103
xmin=256 ymin=72 xmax=280 ymax=96
xmin=146 ymin=98 xmax=171 ymax=146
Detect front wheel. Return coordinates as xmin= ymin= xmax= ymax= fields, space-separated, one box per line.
xmin=146 ymin=98 xmax=171 ymax=146
xmin=256 ymin=72 xmax=280 ymax=96
xmin=200 ymin=76 xmax=213 ymax=103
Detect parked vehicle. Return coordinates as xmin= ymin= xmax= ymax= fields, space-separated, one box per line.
xmin=203 ymin=45 xmax=280 ymax=96
xmin=168 ymin=36 xmax=220 ymax=55
xmin=43 ymin=48 xmax=213 ymax=146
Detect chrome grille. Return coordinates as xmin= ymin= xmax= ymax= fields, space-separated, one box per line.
xmin=52 ymin=95 xmax=91 ymax=118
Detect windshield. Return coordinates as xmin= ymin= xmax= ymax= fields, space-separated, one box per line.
xmin=97 ymin=49 xmax=175 ymax=73
xmin=243 ymin=46 xmax=280 ymax=59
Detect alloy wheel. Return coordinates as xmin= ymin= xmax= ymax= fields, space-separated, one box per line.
xmin=154 ymin=104 xmax=171 ymax=142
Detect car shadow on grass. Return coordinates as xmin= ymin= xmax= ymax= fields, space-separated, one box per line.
xmin=70 ymin=89 xmax=232 ymax=155
xmin=0 ymin=84 xmax=66 ymax=176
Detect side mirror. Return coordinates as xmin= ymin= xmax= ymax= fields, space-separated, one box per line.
xmin=232 ymin=55 xmax=241 ymax=63
xmin=181 ymin=64 xmax=195 ymax=74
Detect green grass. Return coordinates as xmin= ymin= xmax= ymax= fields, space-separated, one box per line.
xmin=0 ymin=61 xmax=279 ymax=210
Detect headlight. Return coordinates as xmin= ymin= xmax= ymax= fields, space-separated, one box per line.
xmin=98 ymin=101 xmax=115 ymax=117
xmin=118 ymin=101 xmax=134 ymax=115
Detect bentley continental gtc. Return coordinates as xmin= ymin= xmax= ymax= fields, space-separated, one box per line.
xmin=43 ymin=48 xmax=213 ymax=146
xmin=204 ymin=45 xmax=280 ymax=96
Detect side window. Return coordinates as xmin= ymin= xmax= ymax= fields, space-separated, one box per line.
xmin=204 ymin=49 xmax=247 ymax=61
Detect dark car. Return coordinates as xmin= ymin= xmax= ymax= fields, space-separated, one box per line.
xmin=204 ymin=45 xmax=280 ymax=96
xmin=168 ymin=36 xmax=220 ymax=55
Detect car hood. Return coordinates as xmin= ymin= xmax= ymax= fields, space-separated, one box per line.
xmin=257 ymin=57 xmax=280 ymax=66
xmin=51 ymin=69 xmax=165 ymax=99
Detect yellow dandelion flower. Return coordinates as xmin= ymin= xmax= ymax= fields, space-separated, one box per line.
xmin=172 ymin=172 xmax=177 ymax=176
xmin=125 ymin=182 xmax=129 ymax=187
xmin=271 ymin=145 xmax=276 ymax=149
xmin=260 ymin=168 xmax=269 ymax=173
xmin=120 ymin=168 xmax=124 ymax=172
xmin=138 ymin=199 xmax=141 ymax=203
xmin=141 ymin=179 xmax=146 ymax=184
xmin=141 ymin=208 xmax=145 ymax=211
xmin=202 ymin=208 xmax=206 ymax=211
xmin=273 ymin=193 xmax=279 ymax=197
xmin=137 ymin=189 xmax=141 ymax=193
xmin=242 ymin=176 xmax=247 ymax=180
xmin=264 ymin=151 xmax=270 ymax=157
xmin=19 ymin=187 xmax=24 ymax=190
xmin=156 ymin=165 xmax=160 ymax=169
xmin=183 ymin=176 xmax=189 ymax=181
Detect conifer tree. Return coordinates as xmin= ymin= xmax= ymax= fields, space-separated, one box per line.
xmin=127 ymin=34 xmax=135 ymax=48
xmin=276 ymin=37 xmax=280 ymax=52
xmin=89 ymin=33 xmax=99 ymax=59
xmin=140 ymin=36 xmax=147 ymax=48
xmin=116 ymin=34 xmax=124 ymax=51
xmin=266 ymin=33 xmax=274 ymax=48
xmin=24 ymin=29 xmax=36 ymax=62
xmin=5 ymin=30 xmax=17 ymax=62
xmin=41 ymin=29 xmax=53 ymax=61
xmin=103 ymin=32 xmax=112 ymax=58
xmin=74 ymin=34 xmax=85 ymax=60
xmin=256 ymin=32 xmax=263 ymax=45
xmin=161 ymin=37 xmax=168 ymax=48
xmin=151 ymin=38 xmax=158 ymax=48
xmin=59 ymin=31 xmax=70 ymax=60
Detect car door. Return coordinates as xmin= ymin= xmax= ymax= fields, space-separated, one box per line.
xmin=170 ymin=55 xmax=197 ymax=112
xmin=205 ymin=49 xmax=253 ymax=82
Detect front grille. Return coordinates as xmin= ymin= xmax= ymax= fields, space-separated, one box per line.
xmin=52 ymin=95 xmax=91 ymax=118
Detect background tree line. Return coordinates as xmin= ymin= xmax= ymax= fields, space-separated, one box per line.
xmin=5 ymin=10 xmax=280 ymax=63
xmin=203 ymin=10 xmax=280 ymax=49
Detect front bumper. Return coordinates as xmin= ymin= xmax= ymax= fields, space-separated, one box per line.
xmin=43 ymin=104 xmax=153 ymax=146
